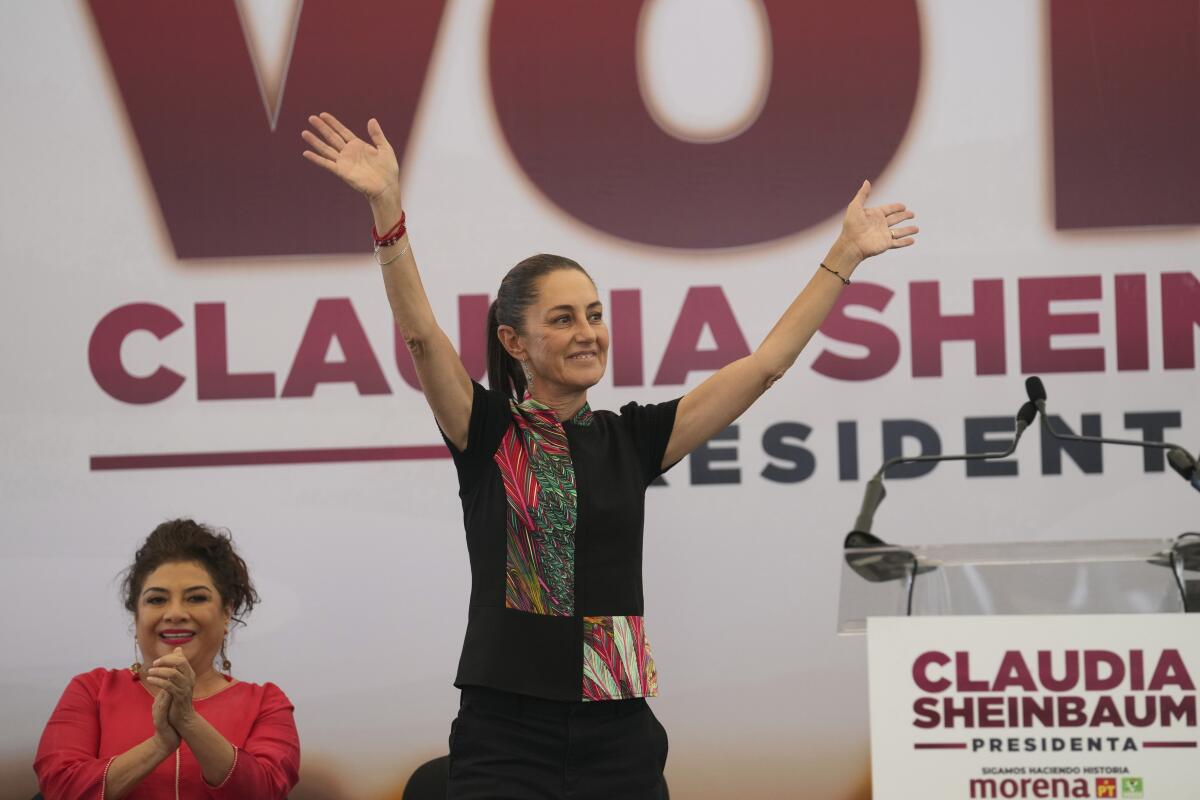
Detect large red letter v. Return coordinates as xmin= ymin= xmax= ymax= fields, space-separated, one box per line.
xmin=86 ymin=1 xmax=447 ymax=258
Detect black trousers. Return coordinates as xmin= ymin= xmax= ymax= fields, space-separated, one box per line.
xmin=447 ymin=686 xmax=669 ymax=800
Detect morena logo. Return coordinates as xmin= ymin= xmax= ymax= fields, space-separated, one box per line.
xmin=85 ymin=1 xmax=1197 ymax=258
xmin=968 ymin=776 xmax=1095 ymax=798
xmin=967 ymin=775 xmax=1140 ymax=798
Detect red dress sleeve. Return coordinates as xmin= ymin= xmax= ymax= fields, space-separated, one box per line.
xmin=34 ymin=670 xmax=113 ymax=800
xmin=206 ymin=682 xmax=299 ymax=798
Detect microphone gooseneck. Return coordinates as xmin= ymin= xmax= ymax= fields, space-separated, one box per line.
xmin=1025 ymin=376 xmax=1197 ymax=493
xmin=848 ymin=378 xmax=1196 ymax=556
xmin=847 ymin=400 xmax=1034 ymax=542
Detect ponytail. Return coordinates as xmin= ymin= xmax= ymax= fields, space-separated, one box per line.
xmin=486 ymin=300 xmax=526 ymax=402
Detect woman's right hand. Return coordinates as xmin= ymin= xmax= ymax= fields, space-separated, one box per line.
xmin=302 ymin=113 xmax=400 ymax=202
xmin=151 ymin=689 xmax=180 ymax=755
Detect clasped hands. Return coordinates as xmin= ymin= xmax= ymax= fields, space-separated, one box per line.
xmin=144 ymin=647 xmax=198 ymax=753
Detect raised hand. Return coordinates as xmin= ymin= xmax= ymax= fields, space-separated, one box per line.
xmin=144 ymin=647 xmax=198 ymax=731
xmin=837 ymin=180 xmax=918 ymax=262
xmin=302 ymin=113 xmax=400 ymax=201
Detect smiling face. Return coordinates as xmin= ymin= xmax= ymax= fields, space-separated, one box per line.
xmin=506 ymin=269 xmax=609 ymax=398
xmin=134 ymin=560 xmax=231 ymax=677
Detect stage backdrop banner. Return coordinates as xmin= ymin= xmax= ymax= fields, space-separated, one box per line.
xmin=868 ymin=616 xmax=1200 ymax=800
xmin=1 ymin=1 xmax=1197 ymax=798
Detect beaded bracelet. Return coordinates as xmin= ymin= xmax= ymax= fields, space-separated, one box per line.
xmin=372 ymin=211 xmax=408 ymax=265
xmin=374 ymin=229 xmax=407 ymax=248
xmin=372 ymin=212 xmax=407 ymax=248
xmin=819 ymin=261 xmax=850 ymax=285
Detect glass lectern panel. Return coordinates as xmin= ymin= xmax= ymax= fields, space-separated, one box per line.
xmin=838 ymin=537 xmax=1194 ymax=635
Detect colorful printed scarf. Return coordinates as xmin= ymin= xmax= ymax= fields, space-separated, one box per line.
xmin=494 ymin=396 xmax=590 ymax=615
xmin=492 ymin=395 xmax=657 ymax=700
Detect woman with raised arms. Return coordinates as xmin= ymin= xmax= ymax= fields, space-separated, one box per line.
xmin=302 ymin=112 xmax=916 ymax=800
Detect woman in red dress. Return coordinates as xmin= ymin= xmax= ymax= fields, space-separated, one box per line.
xmin=34 ymin=519 xmax=300 ymax=799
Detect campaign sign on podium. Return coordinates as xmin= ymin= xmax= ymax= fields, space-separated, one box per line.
xmin=867 ymin=616 xmax=1200 ymax=799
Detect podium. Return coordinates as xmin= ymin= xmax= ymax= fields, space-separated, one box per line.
xmin=840 ymin=534 xmax=1200 ymax=800
xmin=838 ymin=534 xmax=1200 ymax=634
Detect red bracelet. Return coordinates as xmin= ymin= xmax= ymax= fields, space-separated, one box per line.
xmin=372 ymin=212 xmax=406 ymax=247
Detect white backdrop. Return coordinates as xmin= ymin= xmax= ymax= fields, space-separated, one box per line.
xmin=1 ymin=1 xmax=1197 ymax=798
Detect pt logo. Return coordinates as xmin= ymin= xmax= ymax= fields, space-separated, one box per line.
xmin=1095 ymin=777 xmax=1117 ymax=797
xmin=1121 ymin=777 xmax=1144 ymax=798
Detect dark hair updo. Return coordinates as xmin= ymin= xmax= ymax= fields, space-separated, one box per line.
xmin=120 ymin=519 xmax=259 ymax=627
xmin=487 ymin=253 xmax=593 ymax=402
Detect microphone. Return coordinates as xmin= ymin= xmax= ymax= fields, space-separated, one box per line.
xmin=843 ymin=400 xmax=1038 ymax=583
xmin=1025 ymin=374 xmax=1048 ymax=414
xmin=847 ymin=400 xmax=1038 ymax=540
xmin=1024 ymin=376 xmax=1199 ymax=493
xmin=1167 ymin=449 xmax=1200 ymax=494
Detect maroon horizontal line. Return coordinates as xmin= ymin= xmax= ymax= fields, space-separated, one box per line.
xmin=90 ymin=444 xmax=451 ymax=470
xmin=914 ymin=743 xmax=967 ymax=750
xmin=1142 ymin=741 xmax=1197 ymax=748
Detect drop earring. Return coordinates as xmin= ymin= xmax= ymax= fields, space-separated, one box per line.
xmin=129 ymin=638 xmax=142 ymax=678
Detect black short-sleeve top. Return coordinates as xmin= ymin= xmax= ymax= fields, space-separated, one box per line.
xmin=444 ymin=381 xmax=680 ymax=702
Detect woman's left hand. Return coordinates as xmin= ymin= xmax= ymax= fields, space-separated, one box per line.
xmin=144 ymin=647 xmax=198 ymax=731
xmin=837 ymin=179 xmax=918 ymax=262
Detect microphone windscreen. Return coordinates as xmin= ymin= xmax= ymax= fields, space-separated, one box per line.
xmin=1025 ymin=376 xmax=1047 ymax=402
xmin=1167 ymin=448 xmax=1197 ymax=480
xmin=1017 ymin=401 xmax=1038 ymax=425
